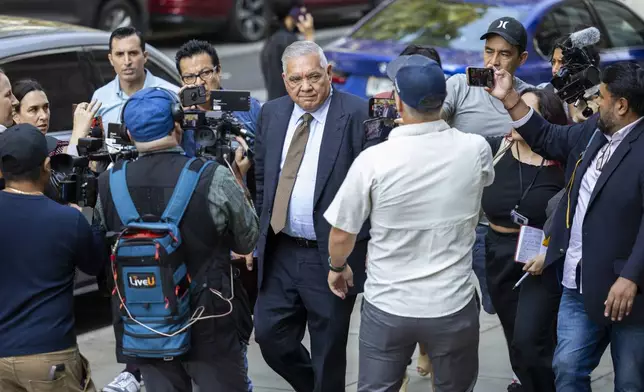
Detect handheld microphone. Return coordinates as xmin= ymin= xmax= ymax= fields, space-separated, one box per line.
xmin=569 ymin=27 xmax=601 ymax=48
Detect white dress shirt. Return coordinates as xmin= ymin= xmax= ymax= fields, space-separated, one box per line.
xmin=512 ymin=109 xmax=644 ymax=291
xmin=280 ymin=90 xmax=333 ymax=240
xmin=324 ymin=120 xmax=494 ymax=318
xmin=0 ymin=125 xmax=6 ymax=133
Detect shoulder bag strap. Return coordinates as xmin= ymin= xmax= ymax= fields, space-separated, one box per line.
xmin=162 ymin=158 xmax=215 ymax=224
xmin=108 ymin=161 xmax=141 ymax=225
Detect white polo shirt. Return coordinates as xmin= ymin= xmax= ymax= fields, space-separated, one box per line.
xmin=324 ymin=120 xmax=494 ymax=318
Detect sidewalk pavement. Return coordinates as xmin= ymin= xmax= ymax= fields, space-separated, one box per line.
xmin=79 ymin=294 xmax=615 ymax=391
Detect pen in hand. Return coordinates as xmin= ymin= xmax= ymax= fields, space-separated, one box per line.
xmin=513 ymin=272 xmax=530 ymax=290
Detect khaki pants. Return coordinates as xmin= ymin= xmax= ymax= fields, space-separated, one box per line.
xmin=0 ymin=346 xmax=96 ymax=392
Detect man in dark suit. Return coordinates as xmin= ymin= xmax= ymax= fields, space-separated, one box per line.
xmin=381 ymin=102 xmax=397 ymax=119
xmin=487 ymin=61 xmax=644 ymax=391
xmin=253 ymin=40 xmax=369 ymax=392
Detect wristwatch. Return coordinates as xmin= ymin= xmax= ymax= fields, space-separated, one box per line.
xmin=328 ymin=256 xmax=346 ymax=272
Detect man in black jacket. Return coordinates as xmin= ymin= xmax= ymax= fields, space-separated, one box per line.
xmin=261 ymin=0 xmax=315 ymax=101
xmin=488 ymin=61 xmax=644 ymax=391
xmin=93 ymin=87 xmax=259 ymax=392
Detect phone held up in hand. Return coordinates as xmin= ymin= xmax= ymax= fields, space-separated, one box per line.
xmin=368 ymin=97 xmax=397 ymax=119
xmin=466 ymin=67 xmax=495 ymax=88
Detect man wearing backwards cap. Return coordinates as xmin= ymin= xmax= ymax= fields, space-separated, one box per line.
xmin=325 ymin=55 xmax=494 ymax=392
xmin=92 ymin=87 xmax=259 ymax=392
xmin=0 ymin=124 xmax=105 ymax=391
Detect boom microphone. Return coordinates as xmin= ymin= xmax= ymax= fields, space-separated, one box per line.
xmin=569 ymin=27 xmax=601 ymax=48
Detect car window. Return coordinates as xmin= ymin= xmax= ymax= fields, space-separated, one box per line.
xmin=351 ymin=0 xmax=528 ymax=51
xmin=87 ymin=49 xmax=180 ymax=87
xmin=534 ymin=1 xmax=596 ymax=58
xmin=3 ymin=51 xmax=94 ymax=133
xmin=594 ymin=0 xmax=644 ymax=48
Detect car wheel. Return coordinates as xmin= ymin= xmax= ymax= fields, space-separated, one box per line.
xmin=96 ymin=0 xmax=139 ymax=32
xmin=228 ymin=0 xmax=268 ymax=43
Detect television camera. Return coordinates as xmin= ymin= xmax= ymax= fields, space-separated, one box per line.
xmin=179 ymin=85 xmax=255 ymax=165
xmin=550 ymin=27 xmax=602 ymax=117
xmin=49 ymin=123 xmax=137 ymax=207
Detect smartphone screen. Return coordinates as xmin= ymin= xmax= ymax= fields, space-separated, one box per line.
xmin=466 ymin=67 xmax=494 ymax=88
xmin=369 ymin=97 xmax=398 ymax=118
xmin=363 ymin=118 xmax=396 ymax=150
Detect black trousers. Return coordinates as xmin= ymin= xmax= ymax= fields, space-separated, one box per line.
xmin=254 ymin=234 xmax=357 ymax=392
xmin=139 ymin=356 xmax=247 ymax=392
xmin=485 ymin=229 xmax=559 ymax=392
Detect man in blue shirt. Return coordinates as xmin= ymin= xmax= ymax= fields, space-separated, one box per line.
xmin=67 ymin=27 xmax=179 ymax=157
xmin=0 ymin=124 xmax=106 ymax=392
xmin=175 ymin=39 xmax=261 ymax=392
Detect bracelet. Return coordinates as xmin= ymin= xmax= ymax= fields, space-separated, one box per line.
xmin=328 ymin=256 xmax=347 ymax=272
xmin=503 ymin=90 xmax=521 ymax=111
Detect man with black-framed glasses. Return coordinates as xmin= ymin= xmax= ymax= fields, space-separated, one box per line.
xmin=175 ymin=40 xmax=262 ymax=137
xmin=175 ymin=39 xmax=262 ymax=392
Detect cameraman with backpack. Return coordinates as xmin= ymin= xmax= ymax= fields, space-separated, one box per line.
xmin=93 ymin=87 xmax=259 ymax=392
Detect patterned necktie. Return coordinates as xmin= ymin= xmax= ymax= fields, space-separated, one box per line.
xmin=270 ymin=113 xmax=314 ymax=234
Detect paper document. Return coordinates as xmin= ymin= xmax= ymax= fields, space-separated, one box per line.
xmin=514 ymin=226 xmax=547 ymax=264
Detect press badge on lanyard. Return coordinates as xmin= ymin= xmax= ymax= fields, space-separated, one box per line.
xmin=511 ymin=209 xmax=529 ymax=226
xmin=511 ymin=155 xmax=546 ymax=227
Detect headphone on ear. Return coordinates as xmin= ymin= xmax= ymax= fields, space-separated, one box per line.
xmin=119 ymin=87 xmax=184 ymax=140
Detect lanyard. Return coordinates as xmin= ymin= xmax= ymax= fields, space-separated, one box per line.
xmin=515 ymin=145 xmax=545 ymax=210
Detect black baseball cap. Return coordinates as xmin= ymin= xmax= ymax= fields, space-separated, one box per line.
xmin=480 ymin=17 xmax=528 ymax=53
xmin=0 ymin=124 xmax=57 ymax=175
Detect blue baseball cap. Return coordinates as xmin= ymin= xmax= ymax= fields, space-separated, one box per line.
xmin=387 ymin=55 xmax=446 ymax=111
xmin=123 ymin=88 xmax=177 ymax=143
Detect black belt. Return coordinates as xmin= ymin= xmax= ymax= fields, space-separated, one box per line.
xmin=280 ymin=233 xmax=318 ymax=248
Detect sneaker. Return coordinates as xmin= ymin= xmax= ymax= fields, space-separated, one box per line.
xmin=507 ymin=381 xmax=524 ymax=392
xmin=102 ymin=372 xmax=141 ymax=392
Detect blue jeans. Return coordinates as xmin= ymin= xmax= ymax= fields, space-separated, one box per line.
xmin=553 ymin=288 xmax=644 ymax=392
xmin=241 ymin=343 xmax=253 ymax=392
xmin=473 ymin=224 xmax=495 ymax=314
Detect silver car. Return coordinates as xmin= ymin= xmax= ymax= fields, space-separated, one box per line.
xmin=0 ymin=15 xmax=181 ymax=294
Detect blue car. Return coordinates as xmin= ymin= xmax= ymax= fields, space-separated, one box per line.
xmin=324 ymin=0 xmax=644 ymax=99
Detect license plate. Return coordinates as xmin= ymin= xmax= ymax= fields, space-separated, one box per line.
xmin=366 ymin=77 xmax=394 ymax=97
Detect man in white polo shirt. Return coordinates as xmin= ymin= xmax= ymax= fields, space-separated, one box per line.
xmin=324 ymin=55 xmax=494 ymax=392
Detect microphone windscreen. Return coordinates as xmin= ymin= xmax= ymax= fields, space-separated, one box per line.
xmin=569 ymin=27 xmax=601 ymax=48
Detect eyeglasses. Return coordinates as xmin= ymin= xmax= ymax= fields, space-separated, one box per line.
xmin=181 ymin=67 xmax=218 ymax=85
xmin=596 ymin=141 xmax=613 ymax=171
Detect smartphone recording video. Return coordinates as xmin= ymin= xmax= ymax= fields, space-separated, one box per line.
xmin=369 ymin=97 xmax=398 ymax=119
xmin=466 ymin=67 xmax=495 ymax=88
xmin=363 ymin=118 xmax=396 ymax=150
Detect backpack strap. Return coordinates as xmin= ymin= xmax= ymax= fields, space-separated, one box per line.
xmin=109 ymin=160 xmax=141 ymax=225
xmin=162 ymin=158 xmax=214 ymax=224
